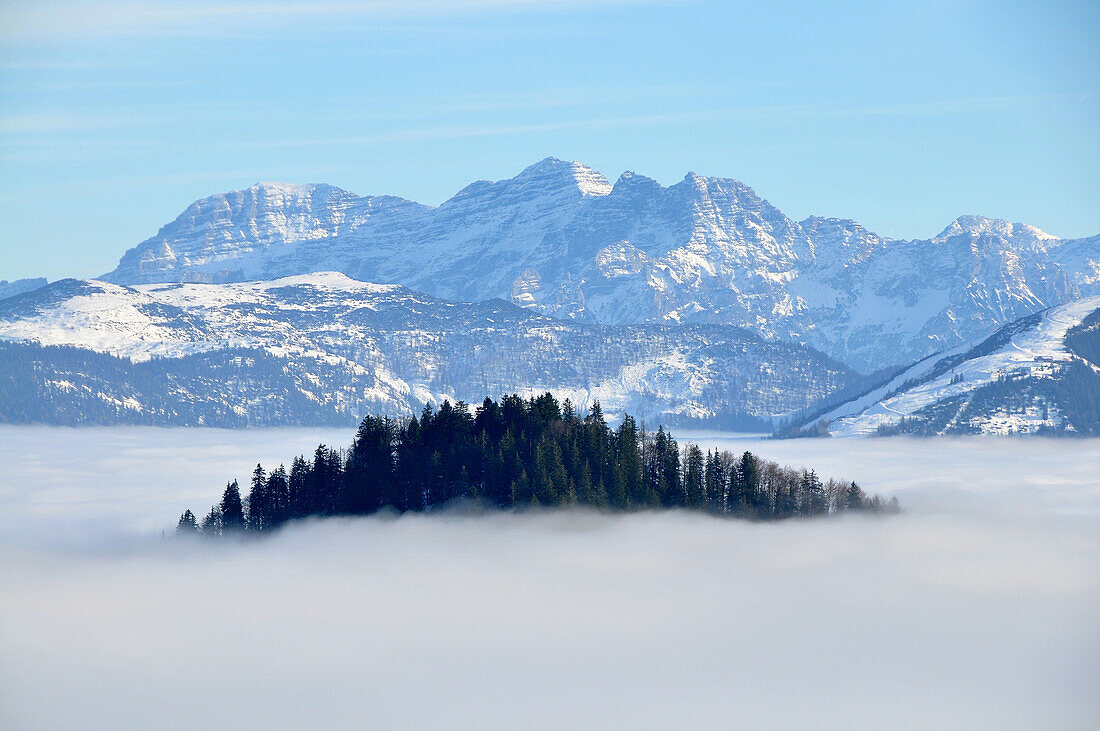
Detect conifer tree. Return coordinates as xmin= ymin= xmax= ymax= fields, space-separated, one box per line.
xmin=577 ymin=461 xmax=597 ymax=507
xmin=247 ymin=463 xmax=269 ymax=531
xmin=532 ymin=433 xmax=564 ymax=505
xmin=512 ymin=468 xmax=530 ymax=507
xmin=200 ymin=505 xmax=221 ymax=535
xmin=846 ymin=481 xmax=867 ymax=511
xmin=654 ymin=427 xmax=682 ymax=507
xmin=603 ymin=458 xmax=623 ymax=509
xmin=684 ymin=444 xmax=705 ymax=508
xmin=183 ymin=393 xmax=896 ymax=532
xmin=615 ymin=415 xmax=642 ymax=508
xmin=288 ymin=455 xmax=309 ymax=519
xmin=266 ymin=465 xmax=290 ymax=527
xmin=704 ymin=450 xmax=725 ymax=513
xmin=804 ymin=469 xmax=826 ymax=515
xmin=219 ymin=479 xmax=244 ymax=531
xmin=731 ymin=451 xmax=758 ymax=517
xmin=778 ymin=471 xmax=799 ymax=516
xmin=176 ymin=509 xmax=197 ymax=533
xmin=561 ymin=398 xmax=576 ymax=424
xmin=395 ymin=415 xmax=426 ymax=511
xmin=306 ymin=445 xmax=342 ymax=515
xmin=343 ymin=416 xmax=394 ymax=515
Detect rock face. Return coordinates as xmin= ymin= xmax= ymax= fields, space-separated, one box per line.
xmin=101 ymin=158 xmax=1100 ymax=372
xmin=106 ymin=183 xmax=429 ymax=284
xmin=0 ymin=273 xmax=854 ymax=426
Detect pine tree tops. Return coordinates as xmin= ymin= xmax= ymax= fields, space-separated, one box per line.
xmin=177 ymin=393 xmax=899 ymax=536
xmin=176 ymin=509 xmax=197 ymax=532
xmin=219 ymin=480 xmax=244 ymax=531
xmin=683 ymin=444 xmax=705 ymax=508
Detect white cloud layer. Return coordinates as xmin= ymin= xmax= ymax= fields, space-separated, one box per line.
xmin=1 ymin=427 xmax=1098 ymax=729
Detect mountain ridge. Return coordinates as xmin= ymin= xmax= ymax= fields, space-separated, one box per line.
xmin=94 ymin=157 xmax=1100 ymax=372
xmin=801 ymin=296 xmax=1100 ymax=436
xmin=0 ymin=272 xmax=855 ymax=426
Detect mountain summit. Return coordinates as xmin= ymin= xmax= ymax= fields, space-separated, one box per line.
xmin=101 ymin=159 xmax=1100 ymax=371
xmin=511 ymin=156 xmax=613 ymax=197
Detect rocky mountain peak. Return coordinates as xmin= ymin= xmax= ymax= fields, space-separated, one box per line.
xmin=609 ymin=170 xmax=664 ymax=197
xmin=95 ymin=158 xmax=1099 ymax=372
xmin=936 ymin=214 xmax=1056 ymax=242
xmin=515 ymin=156 xmax=613 ymax=197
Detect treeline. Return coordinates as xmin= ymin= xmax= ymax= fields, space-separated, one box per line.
xmin=178 ymin=394 xmax=897 ymax=535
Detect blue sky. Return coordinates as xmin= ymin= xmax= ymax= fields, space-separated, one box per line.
xmin=1 ymin=0 xmax=1097 ymax=281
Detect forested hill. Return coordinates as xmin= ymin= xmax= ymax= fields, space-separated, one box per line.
xmin=179 ymin=394 xmax=898 ymax=534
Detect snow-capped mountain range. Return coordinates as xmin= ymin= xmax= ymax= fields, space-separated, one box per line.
xmin=4 ymin=158 xmax=1097 ymax=432
xmin=102 ymin=157 xmax=1100 ymax=372
xmin=0 ymin=273 xmax=853 ymax=426
xmin=794 ymin=296 xmax=1100 ymax=436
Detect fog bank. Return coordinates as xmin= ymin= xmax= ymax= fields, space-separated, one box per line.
xmin=1 ymin=427 xmax=1098 ymax=729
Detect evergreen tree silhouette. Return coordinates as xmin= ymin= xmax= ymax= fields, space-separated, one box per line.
xmin=176 ymin=509 xmax=197 ymax=533
xmin=247 ymin=464 xmax=269 ymax=531
xmin=219 ymin=480 xmax=244 ymax=532
xmin=684 ymin=444 xmax=705 ymax=508
xmin=180 ymin=393 xmax=897 ymax=534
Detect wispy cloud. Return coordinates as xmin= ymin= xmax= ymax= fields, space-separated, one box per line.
xmin=229 ymin=92 xmax=1097 ymax=149
xmin=1 ymin=0 xmax=678 ymax=40
xmin=2 ymin=91 xmax=1090 ymax=168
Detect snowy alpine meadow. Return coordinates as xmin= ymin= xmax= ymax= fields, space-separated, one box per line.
xmin=1 ymin=426 xmax=1097 ymax=730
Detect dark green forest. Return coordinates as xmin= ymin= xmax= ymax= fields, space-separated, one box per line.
xmin=179 ymin=393 xmax=896 ymax=535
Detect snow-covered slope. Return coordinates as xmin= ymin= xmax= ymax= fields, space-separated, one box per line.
xmin=100 ymin=159 xmax=1100 ymax=372
xmin=0 ymin=273 xmax=854 ymax=426
xmin=809 ymin=296 xmax=1100 ymax=436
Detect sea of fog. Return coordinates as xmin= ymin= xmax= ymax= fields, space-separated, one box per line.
xmin=1 ymin=426 xmax=1098 ymax=729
